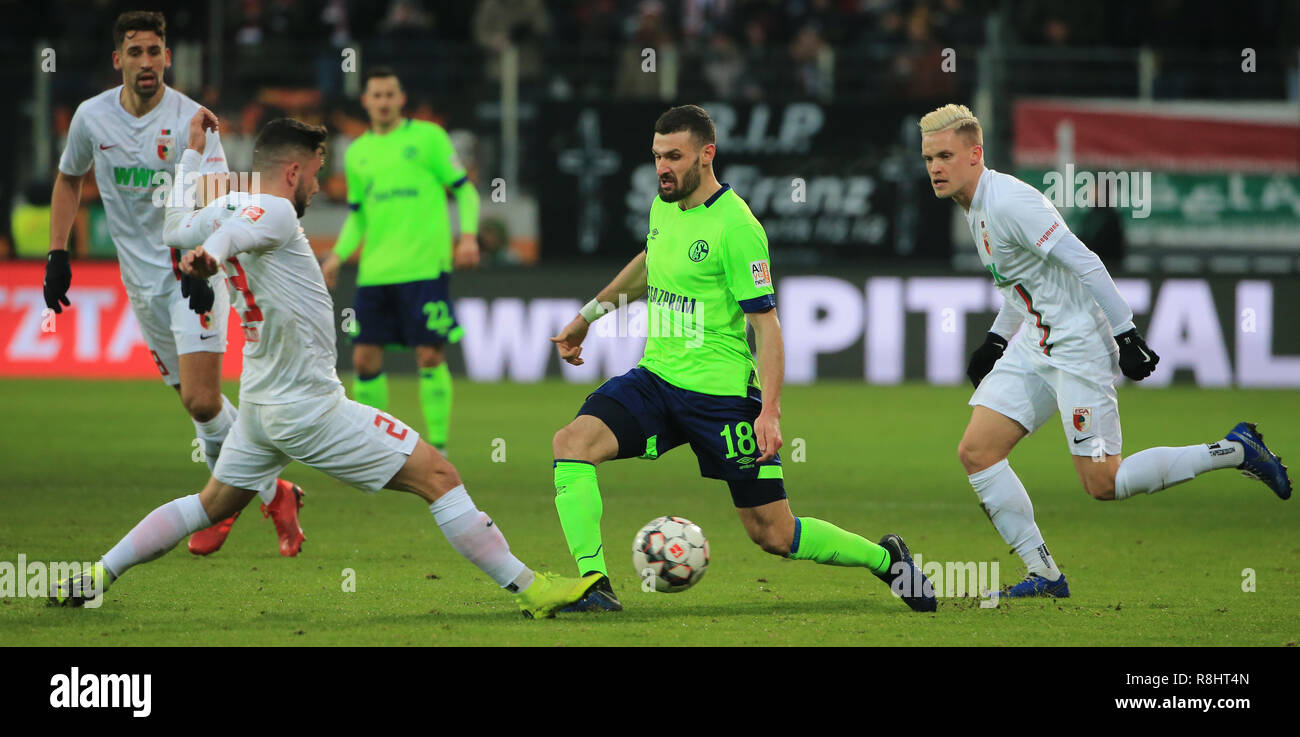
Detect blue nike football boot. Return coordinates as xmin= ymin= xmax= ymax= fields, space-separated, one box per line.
xmin=1225 ymin=422 xmax=1292 ymax=500
xmin=998 ymin=573 xmax=1071 ymax=599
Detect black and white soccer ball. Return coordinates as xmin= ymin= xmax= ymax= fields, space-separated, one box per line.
xmin=632 ymin=516 xmax=710 ymax=593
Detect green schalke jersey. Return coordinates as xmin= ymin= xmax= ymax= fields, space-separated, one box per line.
xmin=341 ymin=119 xmax=468 ymax=286
xmin=637 ymin=184 xmax=776 ymax=397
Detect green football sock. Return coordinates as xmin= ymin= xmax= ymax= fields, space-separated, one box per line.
xmin=419 ymin=364 xmax=452 ymax=450
xmin=553 ymin=460 xmax=607 ymax=577
xmin=787 ymin=517 xmax=890 ymax=574
xmin=353 ymin=372 xmax=389 ymax=410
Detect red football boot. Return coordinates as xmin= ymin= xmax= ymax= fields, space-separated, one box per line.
xmin=188 ymin=513 xmax=240 ymax=555
xmin=261 ymin=479 xmax=306 ymax=557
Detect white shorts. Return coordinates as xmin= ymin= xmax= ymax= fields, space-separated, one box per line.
xmin=126 ymin=272 xmax=230 ymax=387
xmin=214 ymin=388 xmax=420 ymax=497
xmin=970 ymin=338 xmax=1122 ymax=457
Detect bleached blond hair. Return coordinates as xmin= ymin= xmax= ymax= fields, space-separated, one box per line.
xmin=918 ymin=104 xmax=983 ymax=145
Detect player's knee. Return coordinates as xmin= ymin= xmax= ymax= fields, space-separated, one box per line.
xmin=429 ymin=453 xmax=462 ymax=495
xmin=181 ymin=390 xmax=222 ymax=423
xmin=353 ymin=347 xmax=383 ymax=375
xmin=552 ymin=424 xmax=594 ymax=462
xmin=958 ymin=440 xmax=997 ymax=475
xmin=745 ymin=524 xmax=792 ymax=556
xmin=415 ymin=346 xmax=445 ymax=369
xmin=1082 ymin=473 xmax=1116 ymax=501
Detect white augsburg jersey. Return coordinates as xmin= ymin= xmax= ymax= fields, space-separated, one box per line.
xmin=170 ymin=192 xmax=341 ymax=405
xmin=58 ymin=85 xmax=228 ymax=295
xmin=966 ymin=167 xmax=1116 ymax=378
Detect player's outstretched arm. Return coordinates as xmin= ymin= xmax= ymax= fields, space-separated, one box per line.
xmin=551 ymin=251 xmax=648 ymax=366
xmin=748 ymin=308 xmax=784 ymax=463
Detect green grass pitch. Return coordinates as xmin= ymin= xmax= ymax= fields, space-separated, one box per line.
xmin=2 ymin=377 xmax=1296 ymax=645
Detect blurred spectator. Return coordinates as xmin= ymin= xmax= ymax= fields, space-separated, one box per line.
xmin=474 ymin=0 xmax=550 ymax=81
xmin=12 ymin=182 xmax=54 ymax=259
xmin=701 ymin=30 xmax=745 ymax=99
xmin=476 ymin=218 xmax=521 ymax=267
xmin=569 ymin=0 xmax=622 ymax=47
xmin=933 ymin=0 xmax=985 ymax=47
xmin=615 ymin=0 xmax=676 ymax=98
xmin=890 ymin=4 xmax=957 ymax=99
xmin=738 ymin=14 xmax=774 ymax=101
xmin=786 ymin=23 xmax=831 ymax=99
xmin=378 ymin=0 xmax=434 ymax=39
xmin=853 ymin=0 xmax=907 ymax=48
xmin=785 ymin=0 xmax=844 ymax=46
xmin=682 ymin=0 xmax=734 ymax=47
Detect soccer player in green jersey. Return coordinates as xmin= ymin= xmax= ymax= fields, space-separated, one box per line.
xmin=321 ymin=67 xmax=480 ymax=453
xmin=546 ymin=105 xmax=936 ymax=613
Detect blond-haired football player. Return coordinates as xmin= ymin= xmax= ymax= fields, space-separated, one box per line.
xmin=920 ymin=104 xmax=1291 ymax=598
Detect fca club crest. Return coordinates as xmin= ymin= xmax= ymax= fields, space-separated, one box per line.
xmin=157 ymin=128 xmax=173 ymax=161
xmin=981 ymin=220 xmax=991 ymax=254
xmin=1072 ymin=407 xmax=1092 ymax=432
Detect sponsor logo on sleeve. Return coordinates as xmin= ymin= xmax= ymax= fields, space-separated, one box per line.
xmin=750 ymin=260 xmax=772 ymax=288
xmin=239 ymin=206 xmax=265 ymax=222
xmin=1035 ymin=221 xmax=1060 ymax=248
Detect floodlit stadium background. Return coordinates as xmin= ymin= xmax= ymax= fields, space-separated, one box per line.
xmin=2 ymin=0 xmax=1298 ymax=385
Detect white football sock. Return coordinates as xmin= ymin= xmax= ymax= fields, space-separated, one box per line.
xmin=101 ymin=494 xmax=211 ymax=579
xmin=968 ymin=459 xmax=1062 ymax=581
xmin=1114 ymin=441 xmax=1243 ymax=500
xmin=193 ymin=395 xmax=237 ymax=474
xmin=430 ymin=485 xmax=530 ymax=591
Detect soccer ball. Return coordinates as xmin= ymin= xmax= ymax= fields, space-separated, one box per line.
xmin=632 ymin=516 xmax=710 ymax=593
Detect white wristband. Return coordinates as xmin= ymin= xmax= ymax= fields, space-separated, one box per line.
xmin=579 ymin=298 xmax=609 ymax=323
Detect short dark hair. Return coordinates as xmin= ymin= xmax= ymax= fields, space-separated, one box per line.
xmin=113 ymin=11 xmax=166 ymax=49
xmin=252 ymin=118 xmax=329 ymax=171
xmin=654 ymin=105 xmax=716 ymax=148
xmin=363 ymin=66 xmax=401 ymax=91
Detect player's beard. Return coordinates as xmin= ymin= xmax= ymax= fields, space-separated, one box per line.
xmin=293 ymin=178 xmax=311 ymax=217
xmin=133 ymin=72 xmax=160 ymax=99
xmin=658 ymin=159 xmax=702 ymax=203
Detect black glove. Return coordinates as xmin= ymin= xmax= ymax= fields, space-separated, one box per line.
xmin=180 ymin=273 xmax=215 ymax=315
xmin=967 ymin=332 xmax=1008 ymax=388
xmin=43 ymin=250 xmax=72 ymax=313
xmin=1116 ymin=328 xmax=1159 ymax=381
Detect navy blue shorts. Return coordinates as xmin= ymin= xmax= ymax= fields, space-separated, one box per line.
xmin=351 ymin=276 xmax=462 ymax=348
xmin=577 ymin=367 xmax=785 ymax=507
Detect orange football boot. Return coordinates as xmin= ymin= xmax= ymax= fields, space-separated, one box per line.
xmin=261 ymin=479 xmax=306 ymax=556
xmin=188 ymin=513 xmax=239 ymax=555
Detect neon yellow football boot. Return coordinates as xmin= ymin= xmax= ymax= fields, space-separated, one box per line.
xmin=515 ymin=572 xmax=604 ymax=619
xmin=48 ymin=562 xmax=112 ymax=608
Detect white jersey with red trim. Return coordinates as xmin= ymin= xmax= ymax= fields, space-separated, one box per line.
xmin=58 ymin=85 xmax=228 ymax=295
xmin=965 ymin=167 xmax=1116 ymax=380
xmin=181 ymin=192 xmax=342 ymax=404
